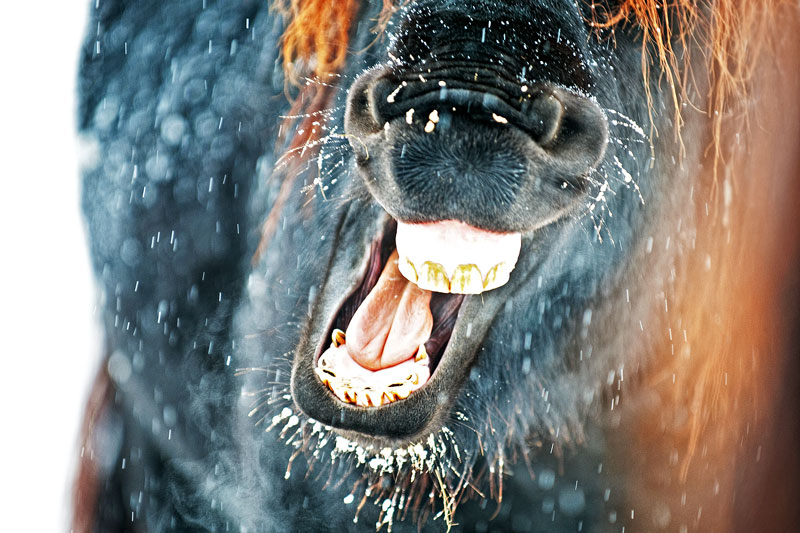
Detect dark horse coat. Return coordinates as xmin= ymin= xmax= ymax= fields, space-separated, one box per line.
xmin=74 ymin=1 xmax=800 ymax=531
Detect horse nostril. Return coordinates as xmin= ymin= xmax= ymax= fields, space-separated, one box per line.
xmin=521 ymin=93 xmax=563 ymax=146
xmin=344 ymin=69 xmax=386 ymax=160
xmin=543 ymin=88 xmax=609 ymax=174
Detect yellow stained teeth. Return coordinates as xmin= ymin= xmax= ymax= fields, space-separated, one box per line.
xmin=317 ymin=340 xmax=430 ymax=408
xmin=450 ymin=264 xmax=484 ymax=294
xmin=414 ymin=344 xmax=428 ymax=362
xmin=331 ymin=328 xmax=346 ymax=348
xmin=482 ymin=262 xmax=510 ymax=291
xmin=332 ymin=386 xmax=347 ymax=403
xmin=418 ymin=261 xmax=450 ymax=292
xmin=392 ymin=389 xmax=408 ymax=400
xmin=364 ymin=389 xmax=381 ymax=407
xmin=397 ymin=257 xmax=513 ymax=294
xmin=398 ymin=257 xmax=418 ymax=283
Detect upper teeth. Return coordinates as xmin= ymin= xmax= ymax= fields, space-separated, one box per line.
xmin=398 ymin=258 xmax=512 ymax=294
xmin=395 ymin=220 xmax=521 ymax=294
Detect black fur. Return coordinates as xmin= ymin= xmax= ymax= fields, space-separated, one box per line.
xmin=79 ymin=0 xmax=699 ymax=531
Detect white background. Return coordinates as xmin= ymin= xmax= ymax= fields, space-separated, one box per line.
xmin=0 ymin=1 xmax=99 ymax=529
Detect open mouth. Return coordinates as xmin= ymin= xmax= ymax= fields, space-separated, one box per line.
xmin=314 ymin=217 xmax=522 ymax=408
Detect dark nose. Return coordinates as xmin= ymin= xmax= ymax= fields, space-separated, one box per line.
xmin=347 ymin=69 xmax=608 ymax=178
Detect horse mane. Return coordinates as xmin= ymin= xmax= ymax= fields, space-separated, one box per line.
xmin=253 ymin=1 xmax=389 ymax=256
xmin=273 ymin=0 xmax=391 ymax=151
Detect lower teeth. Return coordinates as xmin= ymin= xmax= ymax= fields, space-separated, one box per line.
xmin=316 ymin=331 xmax=430 ymax=407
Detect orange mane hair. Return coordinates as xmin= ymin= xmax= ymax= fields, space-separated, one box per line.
xmin=277 ymin=0 xmax=360 ymax=89
xmin=255 ymin=1 xmax=395 ymax=256
xmin=273 ymin=0 xmax=394 ymax=151
xmin=591 ymin=1 xmax=770 ymax=173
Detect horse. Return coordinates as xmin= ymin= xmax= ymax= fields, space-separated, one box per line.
xmin=73 ymin=0 xmax=800 ymax=530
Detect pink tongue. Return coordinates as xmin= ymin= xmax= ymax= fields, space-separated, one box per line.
xmin=345 ymin=250 xmax=433 ymax=370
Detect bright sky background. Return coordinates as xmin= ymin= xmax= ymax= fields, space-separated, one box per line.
xmin=0 ymin=2 xmax=99 ymax=529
